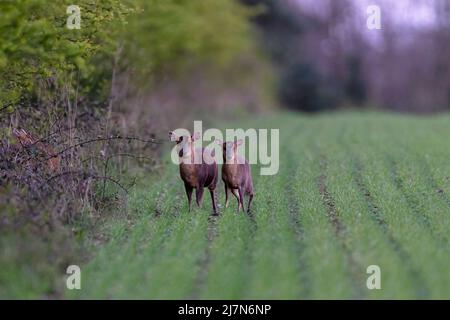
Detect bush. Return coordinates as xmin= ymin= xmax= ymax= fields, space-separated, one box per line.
xmin=278 ymin=63 xmax=341 ymax=112
xmin=0 ymin=0 xmax=133 ymax=112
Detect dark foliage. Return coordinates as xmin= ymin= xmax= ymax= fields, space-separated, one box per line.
xmin=345 ymin=56 xmax=367 ymax=105
xmin=279 ymin=63 xmax=340 ymax=112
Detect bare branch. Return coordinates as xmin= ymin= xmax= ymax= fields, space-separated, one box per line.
xmin=46 ymin=170 xmax=129 ymax=194
xmin=48 ymin=136 xmax=163 ymax=161
xmin=18 ymin=135 xmax=163 ymax=165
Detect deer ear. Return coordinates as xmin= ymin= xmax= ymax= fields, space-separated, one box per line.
xmin=192 ymin=132 xmax=201 ymax=141
xmin=236 ymin=139 xmax=243 ymax=146
xmin=169 ymin=131 xmax=178 ymax=142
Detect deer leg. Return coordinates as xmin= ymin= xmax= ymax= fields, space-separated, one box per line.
xmin=209 ymin=188 xmax=218 ymax=216
xmin=184 ymin=184 xmax=193 ymax=212
xmin=224 ymin=184 xmax=230 ymax=208
xmin=238 ymin=187 xmax=245 ymax=213
xmin=247 ymin=193 xmax=254 ymax=214
xmin=196 ymin=186 xmax=205 ymax=208
xmin=231 ymin=188 xmax=241 ymax=212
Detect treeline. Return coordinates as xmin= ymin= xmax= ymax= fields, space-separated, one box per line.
xmin=240 ymin=0 xmax=367 ymax=112
xmin=242 ymin=0 xmax=450 ymax=113
xmin=0 ymin=1 xmax=128 ymax=112
xmin=0 ymin=0 xmax=265 ymax=115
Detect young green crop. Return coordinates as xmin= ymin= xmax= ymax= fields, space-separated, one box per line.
xmin=51 ymin=112 xmax=450 ymax=299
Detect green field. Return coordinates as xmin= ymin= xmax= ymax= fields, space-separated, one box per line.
xmin=66 ymin=112 xmax=450 ymax=299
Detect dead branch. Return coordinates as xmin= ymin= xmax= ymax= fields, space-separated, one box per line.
xmin=81 ymin=153 xmax=154 ymax=164
xmin=47 ymin=136 xmax=163 ymax=161
xmin=46 ymin=170 xmax=129 ymax=194
xmin=18 ymin=135 xmax=163 ymax=165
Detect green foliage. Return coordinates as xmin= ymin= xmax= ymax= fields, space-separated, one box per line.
xmin=0 ymin=0 xmax=257 ymax=112
xmin=0 ymin=0 xmax=133 ymax=110
xmin=121 ymin=0 xmax=256 ymax=78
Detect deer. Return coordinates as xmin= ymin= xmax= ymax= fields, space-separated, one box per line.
xmin=216 ymin=139 xmax=254 ymax=213
xmin=12 ymin=128 xmax=61 ymax=172
xmin=169 ymin=131 xmax=219 ymax=215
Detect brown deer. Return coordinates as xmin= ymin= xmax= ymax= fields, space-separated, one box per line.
xmin=12 ymin=128 xmax=61 ymax=172
xmin=169 ymin=131 xmax=218 ymax=215
xmin=217 ymin=139 xmax=254 ymax=213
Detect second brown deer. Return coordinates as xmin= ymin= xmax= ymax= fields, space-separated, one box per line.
xmin=217 ymin=139 xmax=254 ymax=213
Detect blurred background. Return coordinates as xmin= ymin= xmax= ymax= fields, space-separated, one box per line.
xmin=3 ymin=1 xmax=450 ymax=128
xmin=248 ymin=0 xmax=450 ymax=113
xmin=1 ymin=0 xmax=450 ymax=298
